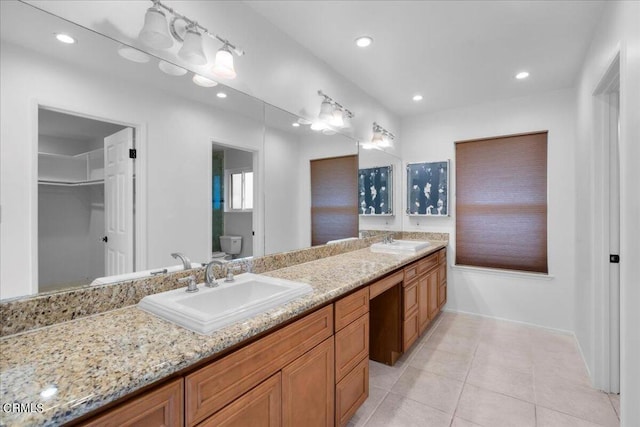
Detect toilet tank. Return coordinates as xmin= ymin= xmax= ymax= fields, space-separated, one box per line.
xmin=220 ymin=235 xmax=242 ymax=255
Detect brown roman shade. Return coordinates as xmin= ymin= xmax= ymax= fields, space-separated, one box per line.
xmin=455 ymin=131 xmax=548 ymax=273
xmin=310 ymin=155 xmax=358 ymax=246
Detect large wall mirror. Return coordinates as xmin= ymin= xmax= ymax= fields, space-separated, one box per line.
xmin=0 ymin=1 xmax=360 ymax=300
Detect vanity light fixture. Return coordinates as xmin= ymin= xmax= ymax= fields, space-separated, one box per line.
xmin=138 ymin=0 xmax=244 ymax=78
xmin=192 ymin=74 xmax=218 ymax=87
xmin=117 ymin=45 xmax=151 ymax=63
xmin=317 ymin=90 xmax=355 ymax=129
xmin=516 ymin=71 xmax=530 ymax=80
xmin=310 ymin=121 xmax=327 ymax=131
xmin=158 ymin=60 xmax=187 ymax=76
xmin=216 ymin=91 xmax=228 ymax=99
xmin=412 ymin=94 xmax=423 ymax=102
xmin=371 ymin=122 xmax=395 ymax=148
xmin=355 ymin=36 xmax=373 ymax=47
xmin=292 ymin=122 xmax=301 ymax=127
xmin=55 ymin=33 xmax=76 ymax=44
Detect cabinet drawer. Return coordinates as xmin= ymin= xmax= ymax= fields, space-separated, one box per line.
xmin=417 ymin=253 xmax=438 ymax=275
xmin=185 ymin=305 xmax=333 ymax=426
xmin=335 ymin=287 xmax=369 ymax=331
xmin=403 ymin=263 xmax=419 ymax=283
xmin=403 ymin=312 xmax=420 ymax=352
xmin=198 ymin=374 xmax=281 ymax=427
xmin=335 ymin=358 xmax=369 ymax=427
xmin=403 ymin=280 xmax=419 ymax=319
xmin=335 ymin=314 xmax=369 ymax=382
xmin=82 ymin=379 xmax=183 ymax=427
xmin=369 ymin=271 xmax=403 ymax=299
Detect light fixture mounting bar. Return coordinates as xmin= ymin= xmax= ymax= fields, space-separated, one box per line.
xmin=152 ymin=0 xmax=244 ymax=56
xmin=373 ymin=122 xmax=395 ymax=140
xmin=317 ymin=90 xmax=355 ymax=119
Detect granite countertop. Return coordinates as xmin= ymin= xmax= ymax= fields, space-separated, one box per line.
xmin=0 ymin=242 xmax=446 ymax=426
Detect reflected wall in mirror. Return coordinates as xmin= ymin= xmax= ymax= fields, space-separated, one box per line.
xmin=263 ymin=104 xmax=359 ymax=254
xmin=358 ymin=147 xmax=403 ymax=232
xmin=1 ymin=1 xmax=265 ymax=299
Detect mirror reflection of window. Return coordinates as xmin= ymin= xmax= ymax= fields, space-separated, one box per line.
xmin=227 ymin=169 xmax=253 ymax=211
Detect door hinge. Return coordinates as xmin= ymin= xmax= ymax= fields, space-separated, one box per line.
xmin=129 ymin=149 xmax=137 ymax=159
xmin=610 ymin=254 xmax=620 ymax=263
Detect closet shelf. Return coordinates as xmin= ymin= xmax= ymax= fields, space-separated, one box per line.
xmin=38 ymin=179 xmax=104 ymax=187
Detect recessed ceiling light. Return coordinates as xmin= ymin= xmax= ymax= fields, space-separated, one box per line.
xmin=216 ymin=92 xmax=227 ymax=99
xmin=55 ymin=33 xmax=76 ymax=44
xmin=412 ymin=94 xmax=423 ymax=102
xmin=355 ymin=36 xmax=373 ymax=48
xmin=516 ymin=71 xmax=530 ymax=80
xmin=192 ymin=74 xmax=218 ymax=87
xmin=292 ymin=122 xmax=300 ymax=127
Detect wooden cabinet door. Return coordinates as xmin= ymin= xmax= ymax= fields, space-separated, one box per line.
xmin=282 ymin=337 xmax=335 ymax=427
xmin=403 ymin=280 xmax=419 ymax=318
xmin=418 ymin=274 xmax=430 ymax=334
xmin=427 ymin=269 xmax=439 ymax=319
xmin=198 ymin=374 xmax=281 ymax=427
xmin=81 ymin=379 xmax=183 ymax=427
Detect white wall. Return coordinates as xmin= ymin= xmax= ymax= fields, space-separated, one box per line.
xmin=401 ymin=88 xmax=577 ymax=332
xmin=0 ymin=42 xmax=263 ymax=299
xmin=263 ymin=127 xmax=301 ymax=254
xmin=574 ymin=1 xmax=640 ymax=424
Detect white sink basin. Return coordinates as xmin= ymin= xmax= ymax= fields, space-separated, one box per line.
xmin=370 ymin=240 xmax=431 ymax=254
xmin=138 ymin=273 xmax=313 ymax=335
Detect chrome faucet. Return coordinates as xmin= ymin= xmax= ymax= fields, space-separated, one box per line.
xmin=204 ymin=259 xmax=228 ymax=288
xmin=178 ymin=275 xmax=198 ymax=293
xmin=171 ymin=252 xmax=191 ymax=270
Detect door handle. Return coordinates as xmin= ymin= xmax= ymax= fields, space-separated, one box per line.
xmin=102 ymin=236 xmax=108 ymax=243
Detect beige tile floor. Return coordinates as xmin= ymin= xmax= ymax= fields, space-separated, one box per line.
xmin=348 ymin=312 xmax=620 ymax=427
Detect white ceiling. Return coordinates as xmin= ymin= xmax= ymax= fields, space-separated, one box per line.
xmin=246 ymin=0 xmax=606 ymax=117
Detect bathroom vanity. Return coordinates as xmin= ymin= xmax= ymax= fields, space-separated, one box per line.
xmin=0 ymin=239 xmax=447 ymax=427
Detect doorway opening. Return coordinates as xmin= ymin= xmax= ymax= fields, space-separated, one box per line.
xmin=593 ymin=53 xmax=620 ymax=394
xmin=37 ymin=107 xmax=135 ymax=292
xmin=211 ymin=143 xmax=255 ymax=260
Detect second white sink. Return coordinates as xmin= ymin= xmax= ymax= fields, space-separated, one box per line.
xmin=138 ymin=273 xmax=313 ymax=335
xmin=370 ymin=239 xmax=431 ymax=254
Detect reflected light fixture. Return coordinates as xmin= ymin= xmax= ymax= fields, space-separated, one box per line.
xmin=216 ymin=91 xmax=227 ymax=98
xmin=292 ymin=122 xmax=301 ymax=127
xmin=192 ymin=74 xmax=218 ymax=87
xmin=371 ymin=122 xmax=395 ymax=148
xmin=137 ymin=0 xmax=244 ymax=79
xmin=117 ymin=45 xmax=151 ymax=63
xmin=55 ymin=33 xmax=76 ymax=44
xmin=516 ymin=71 xmax=530 ymax=79
xmin=317 ymin=90 xmax=354 ymax=130
xmin=412 ymin=94 xmax=423 ymax=102
xmin=158 ymin=60 xmax=187 ymax=76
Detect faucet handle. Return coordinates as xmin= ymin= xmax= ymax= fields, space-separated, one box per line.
xmin=179 ymin=275 xmax=198 ymax=293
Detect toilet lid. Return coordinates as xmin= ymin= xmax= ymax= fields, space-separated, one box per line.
xmin=211 ymin=252 xmax=226 ymax=258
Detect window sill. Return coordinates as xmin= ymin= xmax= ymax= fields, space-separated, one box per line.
xmin=451 ymin=264 xmax=554 ymax=280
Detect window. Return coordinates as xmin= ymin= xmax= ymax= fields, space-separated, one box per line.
xmin=455 ymin=131 xmax=548 ymax=273
xmin=226 ymin=168 xmax=253 ymax=211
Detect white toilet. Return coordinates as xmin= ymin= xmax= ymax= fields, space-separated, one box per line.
xmin=212 ymin=235 xmax=242 ymax=260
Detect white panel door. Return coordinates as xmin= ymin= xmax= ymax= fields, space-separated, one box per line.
xmin=104 ymin=128 xmax=134 ymax=276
